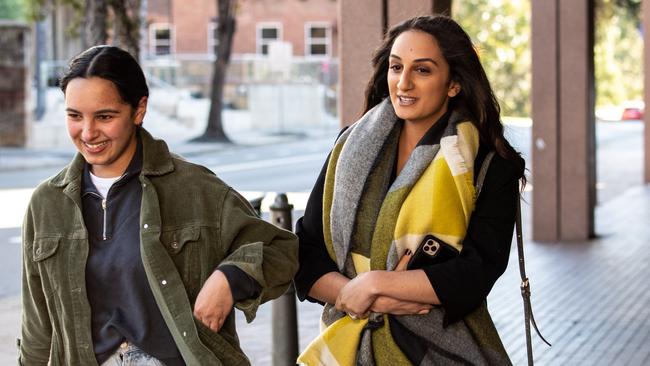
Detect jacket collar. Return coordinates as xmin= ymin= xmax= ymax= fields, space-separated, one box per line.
xmin=50 ymin=127 xmax=175 ymax=188
xmin=138 ymin=128 xmax=175 ymax=177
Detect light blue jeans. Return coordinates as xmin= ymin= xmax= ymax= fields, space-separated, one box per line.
xmin=100 ymin=342 xmax=166 ymax=366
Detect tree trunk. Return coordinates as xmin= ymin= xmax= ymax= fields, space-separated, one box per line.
xmin=138 ymin=0 xmax=148 ymax=64
xmin=84 ymin=0 xmax=108 ymax=47
xmin=198 ymin=0 xmax=236 ymax=142
xmin=111 ymin=0 xmax=141 ymax=60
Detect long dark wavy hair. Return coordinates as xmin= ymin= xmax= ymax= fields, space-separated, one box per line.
xmin=363 ymin=15 xmax=525 ymax=178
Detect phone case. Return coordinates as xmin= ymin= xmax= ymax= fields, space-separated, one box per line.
xmin=406 ymin=234 xmax=459 ymax=269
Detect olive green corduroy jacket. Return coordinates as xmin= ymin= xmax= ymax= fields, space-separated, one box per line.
xmin=19 ymin=128 xmax=299 ymax=366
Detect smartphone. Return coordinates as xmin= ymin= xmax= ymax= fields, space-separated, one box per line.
xmin=406 ymin=234 xmax=459 ymax=269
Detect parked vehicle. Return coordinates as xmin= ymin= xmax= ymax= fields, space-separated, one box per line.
xmin=621 ymin=101 xmax=644 ymax=121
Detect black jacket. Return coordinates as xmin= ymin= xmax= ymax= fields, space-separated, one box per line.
xmin=294 ymin=120 xmax=524 ymax=325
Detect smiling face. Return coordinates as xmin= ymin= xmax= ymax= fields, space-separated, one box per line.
xmin=65 ymin=77 xmax=147 ymax=178
xmin=387 ymin=30 xmax=460 ymax=127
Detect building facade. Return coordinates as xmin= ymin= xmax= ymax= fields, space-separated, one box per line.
xmin=146 ymin=0 xmax=338 ymax=60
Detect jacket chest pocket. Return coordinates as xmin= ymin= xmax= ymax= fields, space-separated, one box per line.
xmin=161 ymin=226 xmax=200 ymax=255
xmin=32 ymin=237 xmax=63 ymax=296
xmin=160 ymin=226 xmax=203 ymax=298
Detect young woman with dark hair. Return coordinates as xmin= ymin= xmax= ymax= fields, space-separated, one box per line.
xmin=295 ymin=16 xmax=524 ymax=365
xmin=20 ymin=45 xmax=298 ymax=366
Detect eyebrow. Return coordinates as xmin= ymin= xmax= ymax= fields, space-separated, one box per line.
xmin=94 ymin=109 xmax=121 ymax=114
xmin=65 ymin=108 xmax=121 ymax=114
xmin=389 ymin=54 xmax=439 ymax=66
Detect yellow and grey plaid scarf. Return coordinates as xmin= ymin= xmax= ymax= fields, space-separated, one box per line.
xmin=298 ymin=99 xmax=510 ymax=366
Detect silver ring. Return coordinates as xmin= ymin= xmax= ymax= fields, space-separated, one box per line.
xmin=348 ymin=313 xmax=359 ymax=320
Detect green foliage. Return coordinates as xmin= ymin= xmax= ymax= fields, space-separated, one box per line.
xmin=23 ymin=0 xmax=141 ymax=58
xmin=609 ymin=0 xmax=641 ymax=25
xmin=454 ymin=0 xmax=531 ymax=117
xmin=594 ymin=0 xmax=643 ymax=106
xmin=454 ymin=0 xmax=642 ymax=115
xmin=0 ymin=0 xmax=27 ymax=20
xmin=23 ymin=0 xmax=84 ymax=33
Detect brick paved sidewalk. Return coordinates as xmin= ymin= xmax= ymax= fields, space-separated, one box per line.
xmin=485 ymin=186 xmax=650 ymax=365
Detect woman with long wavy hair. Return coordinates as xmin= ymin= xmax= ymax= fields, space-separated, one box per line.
xmin=294 ymin=15 xmax=524 ymax=365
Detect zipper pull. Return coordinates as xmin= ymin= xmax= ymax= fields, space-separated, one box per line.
xmin=102 ymin=198 xmax=107 ymax=241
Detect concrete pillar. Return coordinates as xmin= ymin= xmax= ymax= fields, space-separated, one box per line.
xmin=531 ymin=0 xmax=595 ymax=241
xmin=339 ymin=0 xmax=448 ymax=127
xmin=388 ymin=0 xmax=433 ymax=28
xmin=338 ymin=0 xmax=383 ymax=126
xmin=558 ymin=0 xmax=596 ymax=240
xmin=644 ymin=0 xmax=650 ymax=183
xmin=531 ymin=0 xmax=560 ymax=241
xmin=0 ymin=21 xmax=31 ymax=147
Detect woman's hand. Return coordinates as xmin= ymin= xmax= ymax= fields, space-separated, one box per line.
xmin=335 ymin=271 xmax=379 ymax=318
xmin=370 ymin=296 xmax=432 ymax=315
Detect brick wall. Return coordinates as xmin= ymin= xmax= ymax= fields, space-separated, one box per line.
xmin=147 ymin=0 xmax=337 ymax=57
xmin=0 ymin=21 xmax=30 ymax=147
xmin=172 ymin=0 xmax=217 ymax=55
xmin=233 ymin=0 xmax=338 ymax=57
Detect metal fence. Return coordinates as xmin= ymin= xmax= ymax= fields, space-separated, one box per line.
xmin=39 ymin=56 xmax=339 ymax=119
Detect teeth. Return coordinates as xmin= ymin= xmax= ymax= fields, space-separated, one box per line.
xmin=398 ymin=96 xmax=416 ymax=104
xmin=85 ymin=141 xmax=108 ymax=149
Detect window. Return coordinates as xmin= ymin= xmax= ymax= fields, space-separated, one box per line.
xmin=305 ymin=22 xmax=331 ymax=57
xmin=150 ymin=23 xmax=174 ymax=56
xmin=208 ymin=21 xmax=219 ymax=55
xmin=256 ymin=22 xmax=282 ymax=55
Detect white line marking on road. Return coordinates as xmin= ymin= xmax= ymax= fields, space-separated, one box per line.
xmin=0 ymin=188 xmax=33 ymax=229
xmin=211 ymin=153 xmax=325 ymax=174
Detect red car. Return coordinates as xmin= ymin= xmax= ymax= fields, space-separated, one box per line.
xmin=621 ymin=101 xmax=644 ymax=120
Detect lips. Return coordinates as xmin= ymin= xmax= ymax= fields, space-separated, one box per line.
xmin=83 ymin=140 xmax=109 ymax=153
xmin=397 ymin=95 xmax=417 ymax=106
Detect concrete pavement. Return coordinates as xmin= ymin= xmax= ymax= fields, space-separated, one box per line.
xmin=489 ymin=186 xmax=650 ymax=365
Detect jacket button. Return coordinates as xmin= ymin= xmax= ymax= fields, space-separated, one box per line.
xmin=143 ymin=224 xmax=149 ymax=229
xmin=161 ymin=280 xmax=167 ymax=285
xmin=35 ymin=248 xmax=41 ymax=255
xmin=170 ymin=241 xmax=179 ymax=249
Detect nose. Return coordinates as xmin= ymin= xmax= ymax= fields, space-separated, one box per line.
xmin=81 ymin=119 xmax=99 ymax=142
xmin=397 ymin=69 xmax=412 ymax=91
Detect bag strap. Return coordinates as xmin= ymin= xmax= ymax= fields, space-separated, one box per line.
xmin=477 ymin=151 xmax=551 ymax=366
xmin=515 ymin=190 xmax=552 ymax=366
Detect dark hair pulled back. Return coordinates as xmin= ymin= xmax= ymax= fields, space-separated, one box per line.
xmin=60 ymin=45 xmax=149 ymax=110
